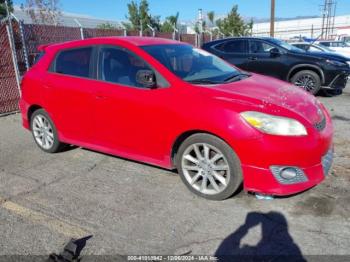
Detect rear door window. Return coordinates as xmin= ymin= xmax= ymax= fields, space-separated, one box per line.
xmin=52 ymin=47 xmax=93 ymax=78
xmin=214 ymin=40 xmax=248 ymax=53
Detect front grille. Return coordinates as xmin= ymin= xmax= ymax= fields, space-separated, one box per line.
xmin=322 ymin=149 xmax=334 ymax=176
xmin=314 ymin=116 xmax=326 ymax=131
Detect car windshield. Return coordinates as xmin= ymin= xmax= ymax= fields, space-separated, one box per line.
xmin=141 ymin=44 xmax=244 ymax=84
xmin=314 ymin=44 xmax=335 ymax=52
xmin=270 ymin=38 xmax=304 ymax=52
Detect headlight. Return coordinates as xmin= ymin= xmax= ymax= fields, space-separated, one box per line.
xmin=326 ymin=59 xmax=347 ymax=67
xmin=240 ymin=111 xmax=307 ymax=136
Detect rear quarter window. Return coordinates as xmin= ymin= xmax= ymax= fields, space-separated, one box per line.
xmin=51 ymin=47 xmax=93 ymax=78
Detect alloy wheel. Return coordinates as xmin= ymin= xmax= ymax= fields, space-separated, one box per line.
xmin=32 ymin=114 xmax=55 ymax=150
xmin=181 ymin=143 xmax=230 ymax=195
xmin=294 ymin=74 xmax=317 ymax=92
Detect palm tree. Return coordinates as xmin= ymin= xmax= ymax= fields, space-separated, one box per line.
xmin=207 ymin=11 xmax=215 ymax=27
xmin=167 ymin=12 xmax=179 ymax=27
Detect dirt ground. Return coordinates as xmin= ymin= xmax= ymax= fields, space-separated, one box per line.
xmin=0 ymin=84 xmax=349 ymax=261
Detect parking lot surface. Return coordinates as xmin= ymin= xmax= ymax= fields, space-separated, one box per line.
xmin=0 ymin=85 xmax=350 ymax=259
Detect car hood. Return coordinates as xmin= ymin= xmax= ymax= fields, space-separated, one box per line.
xmin=307 ymin=51 xmax=350 ymax=61
xmin=207 ymin=74 xmax=324 ymax=124
xmin=288 ymin=50 xmax=328 ymax=61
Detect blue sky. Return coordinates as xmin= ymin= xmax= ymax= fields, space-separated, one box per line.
xmin=13 ymin=0 xmax=350 ymax=21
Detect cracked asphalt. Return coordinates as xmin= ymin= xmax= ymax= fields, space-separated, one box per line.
xmin=0 ymin=84 xmax=349 ymax=260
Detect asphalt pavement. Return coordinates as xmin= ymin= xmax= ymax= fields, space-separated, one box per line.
xmin=0 ymin=84 xmax=349 ymax=260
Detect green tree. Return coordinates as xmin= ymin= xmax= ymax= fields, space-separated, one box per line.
xmin=160 ymin=12 xmax=179 ymax=33
xmin=121 ymin=21 xmax=133 ymax=31
xmin=246 ymin=18 xmax=254 ymax=36
xmin=150 ymin=15 xmax=161 ymax=31
xmin=207 ymin=11 xmax=215 ymax=27
xmin=97 ymin=22 xmax=117 ymax=30
xmin=194 ymin=23 xmax=200 ymax=34
xmin=167 ymin=12 xmax=179 ymax=26
xmin=216 ymin=5 xmax=253 ymax=36
xmin=0 ymin=0 xmax=13 ymax=19
xmin=21 ymin=0 xmax=61 ymax=25
xmin=126 ymin=0 xmax=160 ymax=32
xmin=126 ymin=1 xmax=139 ymax=29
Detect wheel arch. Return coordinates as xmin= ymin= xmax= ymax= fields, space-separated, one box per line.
xmin=170 ymin=129 xmax=230 ymax=168
xmin=287 ymin=64 xmax=325 ymax=84
xmin=27 ymin=104 xmax=43 ymax=129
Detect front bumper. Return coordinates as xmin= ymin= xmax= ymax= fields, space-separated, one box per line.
xmin=324 ymin=72 xmax=349 ymax=90
xmin=237 ymin=111 xmax=333 ymax=196
xmin=242 ymin=148 xmax=333 ymax=196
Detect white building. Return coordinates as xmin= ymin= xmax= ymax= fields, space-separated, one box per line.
xmin=253 ymin=14 xmax=350 ymax=39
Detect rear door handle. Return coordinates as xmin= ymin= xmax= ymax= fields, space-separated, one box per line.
xmin=248 ymin=56 xmax=258 ymax=61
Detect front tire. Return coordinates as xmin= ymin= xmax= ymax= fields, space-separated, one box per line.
xmin=291 ymin=70 xmax=321 ymax=95
xmin=30 ymin=109 xmax=64 ymax=153
xmin=176 ymin=134 xmax=243 ymax=200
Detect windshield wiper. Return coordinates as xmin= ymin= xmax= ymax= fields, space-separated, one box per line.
xmin=187 ymin=79 xmax=220 ymax=85
xmin=307 ymin=32 xmax=324 ymax=51
xmin=224 ymin=72 xmax=251 ymax=83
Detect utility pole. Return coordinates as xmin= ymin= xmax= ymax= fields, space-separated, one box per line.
xmin=270 ymin=0 xmax=275 ymax=37
xmin=321 ymin=0 xmax=337 ymax=39
xmin=198 ymin=9 xmax=203 ymax=47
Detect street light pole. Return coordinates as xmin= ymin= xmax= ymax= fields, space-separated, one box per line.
xmin=270 ymin=0 xmax=275 ymax=37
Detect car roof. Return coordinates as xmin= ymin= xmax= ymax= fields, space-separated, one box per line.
xmin=41 ymin=36 xmax=184 ymax=51
xmin=202 ymin=36 xmax=280 ymax=47
xmin=112 ymin=36 xmax=181 ymax=46
xmin=214 ymin=36 xmax=277 ymax=41
xmin=317 ymin=40 xmax=342 ymax=43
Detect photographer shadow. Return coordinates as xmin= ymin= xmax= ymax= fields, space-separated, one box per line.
xmin=215 ymin=211 xmax=306 ymax=262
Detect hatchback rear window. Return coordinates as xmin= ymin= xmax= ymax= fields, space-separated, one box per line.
xmin=52 ymin=47 xmax=92 ymax=78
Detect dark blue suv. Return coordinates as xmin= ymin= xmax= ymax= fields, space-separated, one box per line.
xmin=202 ymin=37 xmax=350 ymax=95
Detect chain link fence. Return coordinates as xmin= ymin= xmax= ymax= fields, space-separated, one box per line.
xmin=0 ymin=23 xmax=20 ymax=115
xmin=0 ymin=19 xmax=223 ymax=115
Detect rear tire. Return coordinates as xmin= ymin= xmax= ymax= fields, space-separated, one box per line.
xmin=176 ymin=133 xmax=243 ymax=201
xmin=30 ymin=109 xmax=64 ymax=153
xmin=291 ymin=70 xmax=321 ymax=95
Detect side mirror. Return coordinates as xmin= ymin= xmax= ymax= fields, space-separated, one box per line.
xmin=136 ymin=69 xmax=157 ymax=88
xmin=270 ymin=47 xmax=281 ymax=57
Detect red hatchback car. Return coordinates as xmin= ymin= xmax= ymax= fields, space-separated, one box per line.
xmin=19 ymin=37 xmax=334 ymax=200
